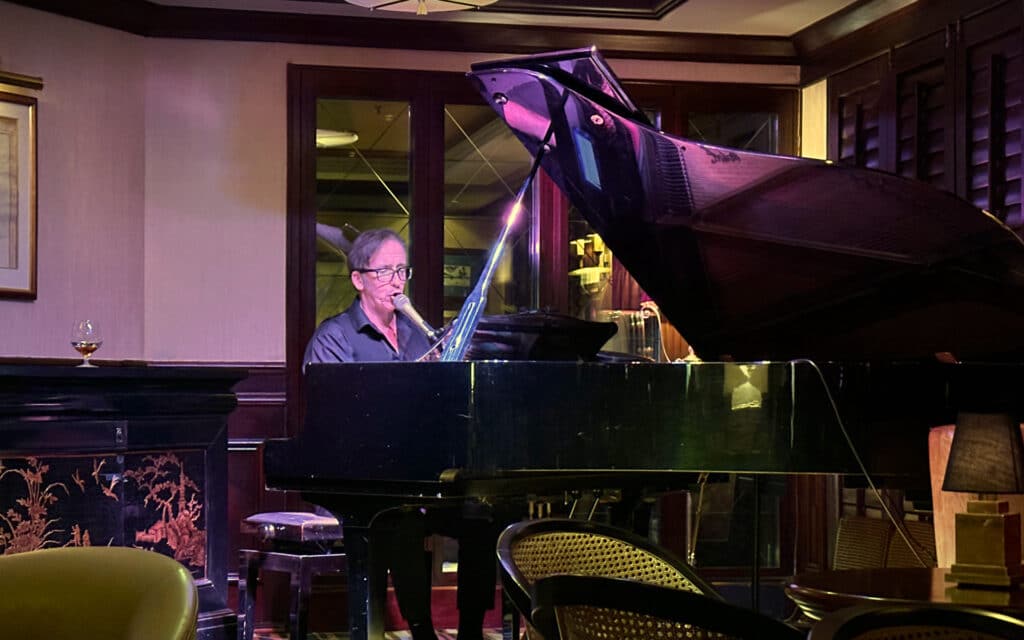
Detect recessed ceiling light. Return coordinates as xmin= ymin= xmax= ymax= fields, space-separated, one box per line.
xmin=345 ymin=0 xmax=498 ymax=15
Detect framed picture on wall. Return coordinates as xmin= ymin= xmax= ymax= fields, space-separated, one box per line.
xmin=0 ymin=83 xmax=39 ymax=300
xmin=443 ymin=248 xmax=485 ymax=320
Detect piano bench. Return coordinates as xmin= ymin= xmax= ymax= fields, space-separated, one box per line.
xmin=238 ymin=512 xmax=346 ymax=640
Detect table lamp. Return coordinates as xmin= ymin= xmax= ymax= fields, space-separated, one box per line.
xmin=943 ymin=412 xmax=1024 ymax=588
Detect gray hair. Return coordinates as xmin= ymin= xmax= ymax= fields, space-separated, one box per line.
xmin=347 ymin=228 xmax=406 ymax=271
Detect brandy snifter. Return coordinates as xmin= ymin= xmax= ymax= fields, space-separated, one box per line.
xmin=70 ymin=319 xmax=102 ymax=368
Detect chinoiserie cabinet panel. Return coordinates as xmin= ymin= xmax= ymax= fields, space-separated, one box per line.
xmin=0 ymin=365 xmax=245 ymax=640
xmin=0 ymin=447 xmax=208 ymax=577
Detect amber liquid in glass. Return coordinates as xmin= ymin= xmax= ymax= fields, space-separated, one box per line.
xmin=72 ymin=341 xmax=101 ymax=357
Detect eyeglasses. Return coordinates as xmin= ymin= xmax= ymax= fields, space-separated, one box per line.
xmin=355 ymin=266 xmax=413 ymax=283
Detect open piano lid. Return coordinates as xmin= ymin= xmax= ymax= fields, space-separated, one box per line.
xmin=468 ymin=48 xmax=1024 ymax=362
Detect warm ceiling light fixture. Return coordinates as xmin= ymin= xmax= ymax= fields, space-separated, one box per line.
xmin=345 ymin=0 xmax=498 ymax=15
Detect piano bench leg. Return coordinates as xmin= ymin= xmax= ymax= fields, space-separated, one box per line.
xmin=501 ymin=589 xmax=522 ymax=640
xmin=237 ymin=550 xmax=347 ymax=640
xmin=239 ymin=550 xmax=260 ymax=640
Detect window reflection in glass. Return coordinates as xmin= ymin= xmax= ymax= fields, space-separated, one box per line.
xmin=566 ymin=109 xmax=785 ymax=570
xmin=567 ymin=110 xmax=780 ymax=361
xmin=688 ymin=112 xmax=778 ymax=151
xmin=442 ymin=104 xmax=535 ymax=323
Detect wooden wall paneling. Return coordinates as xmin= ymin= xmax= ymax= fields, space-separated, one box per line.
xmin=820 ymin=1 xmax=1024 ymax=230
xmin=226 ymin=366 xmax=288 ymax=575
xmin=286 ymin=64 xmax=318 ymax=439
xmin=790 ymin=476 xmax=833 ymax=573
xmin=224 ymin=365 xmax=294 ymax=632
xmin=956 ymin=1 xmax=1023 ymax=229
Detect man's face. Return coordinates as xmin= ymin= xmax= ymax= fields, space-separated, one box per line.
xmin=352 ymin=238 xmax=408 ymax=316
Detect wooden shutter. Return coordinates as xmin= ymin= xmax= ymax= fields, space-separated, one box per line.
xmin=829 ymin=56 xmax=886 ymax=168
xmin=891 ymin=30 xmax=953 ymax=191
xmin=958 ymin=5 xmax=1023 ymax=229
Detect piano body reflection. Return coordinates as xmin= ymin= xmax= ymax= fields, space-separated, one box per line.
xmin=265 ymin=48 xmax=1024 ymax=640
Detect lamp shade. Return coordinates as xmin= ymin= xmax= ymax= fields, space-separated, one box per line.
xmin=942 ymin=412 xmax=1024 ymax=494
xmin=345 ymin=0 xmax=497 ymax=14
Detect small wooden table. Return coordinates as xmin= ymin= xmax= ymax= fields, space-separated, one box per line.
xmin=787 ymin=568 xmax=1024 ymax=621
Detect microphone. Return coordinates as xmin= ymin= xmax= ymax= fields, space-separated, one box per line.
xmin=392 ymin=293 xmax=439 ymax=341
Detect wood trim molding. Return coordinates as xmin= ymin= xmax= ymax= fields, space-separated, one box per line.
xmin=9 ymin=0 xmax=794 ymax=64
xmin=794 ymin=0 xmax=920 ymax=54
xmin=12 ymin=0 xmax=1008 ymax=78
xmin=796 ymin=0 xmax=1015 ymax=84
xmin=294 ymin=0 xmax=689 ymax=19
xmin=477 ymin=0 xmax=687 ymax=19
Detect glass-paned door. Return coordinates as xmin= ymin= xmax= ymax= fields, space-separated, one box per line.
xmin=314 ymin=98 xmax=412 ymax=326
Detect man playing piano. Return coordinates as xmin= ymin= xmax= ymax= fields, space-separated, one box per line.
xmin=305 ymin=228 xmax=431 ymax=364
xmin=304 ymin=228 xmax=499 ymax=640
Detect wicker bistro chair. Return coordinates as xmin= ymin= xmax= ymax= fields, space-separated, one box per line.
xmin=808 ymin=604 xmax=1024 ymax=640
xmin=532 ymin=575 xmax=806 ymax=640
xmin=497 ymin=518 xmax=719 ymax=638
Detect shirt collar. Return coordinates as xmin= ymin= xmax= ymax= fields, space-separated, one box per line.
xmin=348 ymin=298 xmax=379 ymax=336
xmin=349 ymin=296 xmax=418 ymax=345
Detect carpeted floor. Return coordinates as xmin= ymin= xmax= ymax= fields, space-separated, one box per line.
xmin=254 ymin=628 xmax=504 ymax=639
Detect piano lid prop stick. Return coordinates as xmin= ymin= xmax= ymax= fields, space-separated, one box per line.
xmin=440 ymin=134 xmax=551 ymax=362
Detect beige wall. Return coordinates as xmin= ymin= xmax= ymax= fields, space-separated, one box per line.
xmin=800 ymin=79 xmax=828 ymax=160
xmin=0 ymin=4 xmax=145 ymax=360
xmin=0 ymin=1 xmax=800 ymax=363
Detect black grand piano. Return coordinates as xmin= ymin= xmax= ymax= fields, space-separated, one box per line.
xmin=266 ymin=48 xmax=1024 ymax=640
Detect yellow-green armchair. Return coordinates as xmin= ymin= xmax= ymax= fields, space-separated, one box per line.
xmin=0 ymin=546 xmax=198 ymax=640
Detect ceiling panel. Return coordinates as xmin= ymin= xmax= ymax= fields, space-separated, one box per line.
xmin=288 ymin=0 xmax=689 ymax=19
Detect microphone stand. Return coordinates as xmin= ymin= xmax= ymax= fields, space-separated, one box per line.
xmin=440 ymin=131 xmax=551 ymax=362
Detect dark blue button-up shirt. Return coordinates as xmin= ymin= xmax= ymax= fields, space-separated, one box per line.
xmin=303 ymin=298 xmax=433 ymax=366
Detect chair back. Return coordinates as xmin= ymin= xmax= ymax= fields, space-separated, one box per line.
xmin=533 ymin=575 xmax=804 ymax=640
xmin=833 ymin=516 xmax=894 ymax=569
xmin=885 ymin=520 xmax=936 ymax=568
xmin=809 ymin=604 xmax=1024 ymax=640
xmin=832 ymin=515 xmax=936 ymax=569
xmin=0 ymin=546 xmax=198 ymax=640
xmin=497 ymin=518 xmax=718 ymax=636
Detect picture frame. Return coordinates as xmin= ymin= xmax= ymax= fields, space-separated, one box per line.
xmin=0 ymin=88 xmax=38 ymax=299
xmin=442 ymin=248 xmax=485 ymax=320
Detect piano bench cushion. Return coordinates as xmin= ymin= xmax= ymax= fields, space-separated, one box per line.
xmin=242 ymin=511 xmax=343 ymax=544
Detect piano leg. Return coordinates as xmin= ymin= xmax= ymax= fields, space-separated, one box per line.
xmin=342 ymin=522 xmax=389 ymax=640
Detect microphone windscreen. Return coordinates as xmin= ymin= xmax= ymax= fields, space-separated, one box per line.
xmin=393 ymin=293 xmax=411 ymax=310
